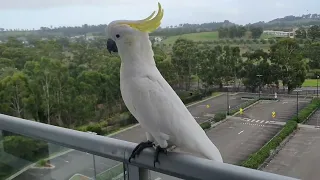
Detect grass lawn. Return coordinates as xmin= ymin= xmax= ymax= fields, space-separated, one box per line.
xmin=302 ymin=79 xmax=319 ymax=87
xmin=162 ymin=31 xmax=219 ymax=45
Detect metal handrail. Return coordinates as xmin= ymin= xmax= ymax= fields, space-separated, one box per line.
xmin=0 ymin=114 xmax=299 ymax=180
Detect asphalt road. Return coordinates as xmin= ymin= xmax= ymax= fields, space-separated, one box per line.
xmin=174 ymin=117 xmax=283 ymax=164
xmin=262 ymin=127 xmax=320 ymax=180
xmin=12 ymin=93 xmax=248 ymax=180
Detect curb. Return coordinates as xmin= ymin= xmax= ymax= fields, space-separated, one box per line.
xmin=209 ymin=100 xmax=261 ymax=130
xmin=232 ymin=100 xmax=260 ymax=116
xmin=185 ymin=93 xmax=224 ymax=107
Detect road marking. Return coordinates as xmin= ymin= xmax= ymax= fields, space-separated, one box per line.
xmin=155 ymin=178 xmax=162 ymax=180
xmin=270 ymin=121 xmax=275 ymax=123
xmin=251 ymin=119 xmax=256 ymax=122
xmin=241 ymin=122 xmax=265 ymax=127
xmin=266 ymin=121 xmax=270 ymax=123
xmin=256 ymin=120 xmax=260 ymax=123
xmin=238 ymin=130 xmax=244 ymax=135
xmin=282 ymin=102 xmax=288 ymax=104
xmin=260 ymin=120 xmax=264 ymax=123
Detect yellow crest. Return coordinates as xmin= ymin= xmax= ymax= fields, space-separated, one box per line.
xmin=120 ymin=2 xmax=164 ymax=33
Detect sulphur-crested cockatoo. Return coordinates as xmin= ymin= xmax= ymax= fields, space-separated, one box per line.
xmin=106 ymin=2 xmax=223 ymax=166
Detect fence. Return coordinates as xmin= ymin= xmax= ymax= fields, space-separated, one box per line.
xmin=0 ymin=113 xmax=299 ymax=180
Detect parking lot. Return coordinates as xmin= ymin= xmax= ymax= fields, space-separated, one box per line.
xmin=174 ymin=117 xmax=284 ymax=164
xmin=189 ymin=93 xmax=248 ymax=123
xmin=235 ymin=97 xmax=310 ymax=123
xmin=262 ymin=127 xmax=320 ymax=180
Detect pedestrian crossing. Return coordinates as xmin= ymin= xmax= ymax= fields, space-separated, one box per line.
xmin=240 ymin=117 xmax=276 ymax=126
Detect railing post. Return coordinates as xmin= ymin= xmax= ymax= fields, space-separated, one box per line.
xmin=126 ymin=164 xmax=150 ymax=180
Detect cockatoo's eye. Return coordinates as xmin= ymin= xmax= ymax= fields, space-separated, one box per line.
xmin=116 ymin=34 xmax=120 ymax=38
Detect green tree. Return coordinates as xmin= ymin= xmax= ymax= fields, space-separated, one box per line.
xmin=269 ymin=38 xmax=307 ymax=93
xmin=308 ymin=25 xmax=320 ymax=42
xmin=172 ymin=38 xmax=197 ymax=90
xmin=249 ymin=26 xmax=263 ymax=39
xmin=295 ymin=28 xmax=307 ymax=39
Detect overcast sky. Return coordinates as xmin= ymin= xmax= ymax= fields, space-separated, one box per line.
xmin=0 ymin=0 xmax=318 ymax=29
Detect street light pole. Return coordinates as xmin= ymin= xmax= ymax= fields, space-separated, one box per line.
xmin=293 ymin=89 xmax=302 ymax=121
xmin=227 ymin=89 xmax=230 ymax=115
xmin=225 ymin=86 xmax=232 ymax=115
xmin=256 ymin=74 xmax=263 ymax=99
xmin=317 ymin=75 xmax=319 ymax=98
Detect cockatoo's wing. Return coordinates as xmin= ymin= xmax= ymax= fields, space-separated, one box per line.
xmin=122 ymin=70 xmax=223 ymax=162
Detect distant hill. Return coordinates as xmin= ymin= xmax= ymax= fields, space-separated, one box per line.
xmin=1 ymin=14 xmax=320 ymax=39
xmin=248 ymin=14 xmax=320 ymax=30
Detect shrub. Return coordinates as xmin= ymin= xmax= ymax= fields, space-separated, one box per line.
xmin=200 ymin=122 xmax=211 ymax=130
xmin=246 ymin=39 xmax=252 ymax=44
xmin=87 ymin=124 xmax=103 ymax=135
xmin=213 ymin=113 xmax=226 ymax=122
xmin=295 ymin=98 xmax=320 ymax=123
xmin=37 ymin=159 xmax=47 ymax=167
xmin=3 ymin=136 xmax=49 ymax=161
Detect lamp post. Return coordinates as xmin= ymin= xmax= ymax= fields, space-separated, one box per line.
xmin=87 ymin=131 xmax=97 ymax=180
xmin=256 ymin=74 xmax=263 ymax=99
xmin=225 ymin=86 xmax=233 ymax=115
xmin=317 ymin=75 xmax=319 ymax=98
xmin=293 ymin=89 xmax=302 ymax=121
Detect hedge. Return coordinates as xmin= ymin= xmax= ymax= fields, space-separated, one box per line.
xmin=241 ymin=96 xmax=278 ymax=101
xmin=228 ymin=98 xmax=259 ymax=115
xmin=76 ymin=111 xmax=138 ymax=135
xmin=76 ymin=90 xmax=219 ymax=135
xmin=0 ymin=134 xmax=65 ymax=179
xmin=294 ymin=98 xmax=320 ymax=123
xmin=200 ymin=122 xmax=211 ymax=130
xmin=213 ymin=113 xmax=226 ymax=122
xmin=240 ymin=98 xmax=320 ymax=169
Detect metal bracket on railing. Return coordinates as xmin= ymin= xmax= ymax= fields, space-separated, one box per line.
xmin=125 ymin=163 xmax=150 ymax=180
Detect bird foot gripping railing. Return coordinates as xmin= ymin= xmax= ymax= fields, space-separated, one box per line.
xmin=0 ymin=114 xmax=298 ymax=180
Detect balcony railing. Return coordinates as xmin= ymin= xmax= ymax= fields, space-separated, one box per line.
xmin=0 ymin=114 xmax=299 ymax=180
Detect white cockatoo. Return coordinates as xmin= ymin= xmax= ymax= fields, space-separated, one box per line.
xmin=106 ymin=2 xmax=223 ymax=166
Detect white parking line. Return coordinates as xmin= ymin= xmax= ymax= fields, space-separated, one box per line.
xmin=251 ymin=119 xmax=256 ymax=122
xmin=260 ymin=120 xmax=264 ymax=123
xmin=154 ymin=178 xmax=162 ymax=180
xmin=238 ymin=130 xmax=244 ymax=135
xmin=256 ymin=120 xmax=260 ymax=123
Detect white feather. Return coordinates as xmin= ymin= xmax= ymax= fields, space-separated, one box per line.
xmin=120 ymin=59 xmax=223 ymax=162
xmin=107 ymin=22 xmax=223 ymax=162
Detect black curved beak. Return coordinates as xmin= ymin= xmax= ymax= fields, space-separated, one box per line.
xmin=107 ymin=38 xmax=118 ymax=53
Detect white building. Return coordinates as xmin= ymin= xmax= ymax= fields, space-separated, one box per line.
xmin=154 ymin=36 xmax=163 ymax=42
xmin=263 ymin=30 xmax=295 ymax=38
